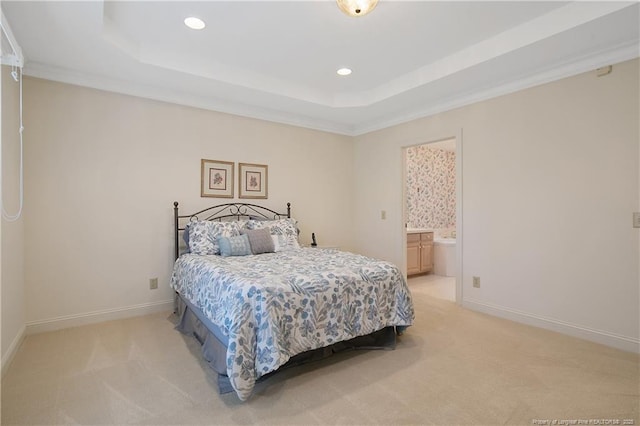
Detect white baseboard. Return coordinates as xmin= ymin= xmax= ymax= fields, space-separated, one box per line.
xmin=463 ymin=299 xmax=639 ymax=354
xmin=25 ymin=300 xmax=174 ymax=335
xmin=1 ymin=324 xmax=26 ymax=377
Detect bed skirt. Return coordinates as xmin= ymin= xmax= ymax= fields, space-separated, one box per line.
xmin=174 ymin=294 xmax=398 ymax=396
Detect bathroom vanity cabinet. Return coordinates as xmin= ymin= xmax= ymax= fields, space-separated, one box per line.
xmin=407 ymin=231 xmax=433 ymax=276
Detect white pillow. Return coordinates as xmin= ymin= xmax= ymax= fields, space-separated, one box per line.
xmin=271 ymin=234 xmax=301 ymax=252
xmin=188 ymin=221 xmax=241 ymax=255
xmin=247 ymin=218 xmax=298 ymax=238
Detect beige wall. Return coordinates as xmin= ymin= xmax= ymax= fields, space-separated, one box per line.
xmin=23 ymin=78 xmax=354 ymax=327
xmin=3 ymin=58 xmax=638 ymax=356
xmin=353 ymin=59 xmax=639 ymax=351
xmin=1 ymin=65 xmax=25 ymax=367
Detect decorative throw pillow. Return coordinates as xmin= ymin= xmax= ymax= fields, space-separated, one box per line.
xmin=218 ymin=234 xmax=251 ymax=257
xmin=188 ymin=221 xmax=241 ymax=255
xmin=271 ymin=234 xmax=301 ymax=252
xmin=243 ymin=228 xmax=275 ymax=254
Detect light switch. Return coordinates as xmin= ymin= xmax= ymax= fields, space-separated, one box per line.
xmin=381 ymin=210 xmax=386 ymax=220
xmin=633 ymin=212 xmax=640 ymax=228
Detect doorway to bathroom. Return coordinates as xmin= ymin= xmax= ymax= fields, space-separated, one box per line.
xmin=403 ymin=137 xmax=461 ymax=304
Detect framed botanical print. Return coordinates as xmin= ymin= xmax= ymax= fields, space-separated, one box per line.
xmin=201 ymin=159 xmax=234 ymax=198
xmin=238 ymin=163 xmax=268 ymax=199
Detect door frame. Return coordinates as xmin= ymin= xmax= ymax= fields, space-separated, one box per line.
xmin=401 ymin=129 xmax=463 ymax=305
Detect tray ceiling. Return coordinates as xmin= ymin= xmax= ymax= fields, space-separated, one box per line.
xmin=3 ymin=1 xmax=639 ymax=135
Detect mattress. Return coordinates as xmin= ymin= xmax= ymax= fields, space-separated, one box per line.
xmin=170 ymin=247 xmax=414 ymax=401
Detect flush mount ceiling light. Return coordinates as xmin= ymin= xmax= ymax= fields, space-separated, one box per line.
xmin=336 ymin=0 xmax=378 ymax=17
xmin=337 ymin=68 xmax=352 ymax=76
xmin=184 ymin=17 xmax=206 ymax=30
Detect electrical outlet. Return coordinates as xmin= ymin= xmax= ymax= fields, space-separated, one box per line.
xmin=472 ymin=276 xmax=481 ymax=288
xmin=149 ymin=278 xmax=158 ymax=290
xmin=633 ymin=212 xmax=640 ymax=228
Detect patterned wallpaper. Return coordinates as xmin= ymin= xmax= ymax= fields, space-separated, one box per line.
xmin=406 ymin=145 xmax=456 ymax=231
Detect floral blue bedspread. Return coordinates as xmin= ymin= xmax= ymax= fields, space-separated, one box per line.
xmin=170 ymin=248 xmax=414 ymax=401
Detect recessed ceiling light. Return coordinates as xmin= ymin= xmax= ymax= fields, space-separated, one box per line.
xmin=337 ymin=68 xmax=352 ymax=76
xmin=184 ymin=17 xmax=205 ymax=30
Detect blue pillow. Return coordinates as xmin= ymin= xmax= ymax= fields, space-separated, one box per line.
xmin=183 ymin=223 xmax=191 ymax=253
xmin=217 ymin=234 xmax=251 ymax=257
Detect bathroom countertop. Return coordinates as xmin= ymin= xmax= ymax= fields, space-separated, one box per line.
xmin=406 ymin=228 xmax=435 ymax=234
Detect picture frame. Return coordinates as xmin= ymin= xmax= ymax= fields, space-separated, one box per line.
xmin=239 ymin=163 xmax=268 ymax=199
xmin=201 ymin=159 xmax=234 ymax=198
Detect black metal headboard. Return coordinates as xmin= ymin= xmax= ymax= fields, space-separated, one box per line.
xmin=173 ymin=201 xmax=291 ymax=260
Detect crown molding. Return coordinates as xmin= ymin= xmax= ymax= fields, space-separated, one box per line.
xmin=354 ymin=40 xmax=640 ymax=136
xmin=23 ymin=39 xmax=638 ymax=138
xmin=23 ymin=62 xmax=356 ymax=136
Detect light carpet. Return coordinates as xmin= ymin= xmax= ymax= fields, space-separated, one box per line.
xmin=2 ymin=284 xmax=638 ymax=425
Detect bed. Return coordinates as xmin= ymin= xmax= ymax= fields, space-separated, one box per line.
xmin=170 ymin=201 xmax=414 ymax=401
